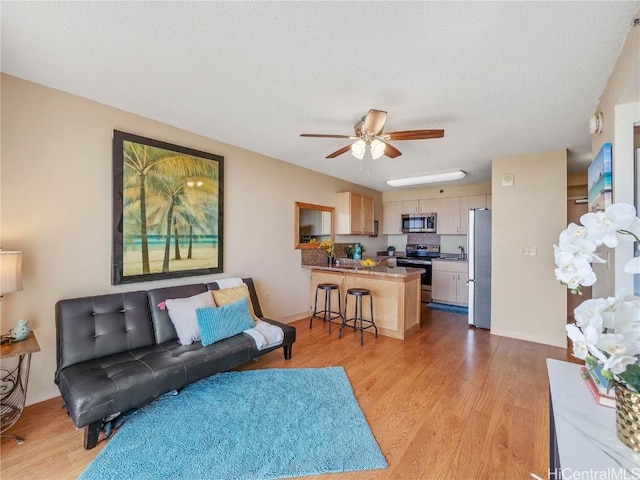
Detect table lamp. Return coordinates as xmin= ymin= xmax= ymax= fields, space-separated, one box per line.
xmin=0 ymin=251 xmax=23 ymax=297
xmin=0 ymin=251 xmax=29 ymax=343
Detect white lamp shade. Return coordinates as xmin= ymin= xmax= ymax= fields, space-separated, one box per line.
xmin=350 ymin=139 xmax=366 ymax=160
xmin=0 ymin=251 xmax=23 ymax=295
xmin=370 ymin=139 xmax=386 ymax=160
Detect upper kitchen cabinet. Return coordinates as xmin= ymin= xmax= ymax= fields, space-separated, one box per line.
xmin=435 ymin=197 xmax=461 ymax=234
xmin=437 ymin=195 xmax=489 ymax=234
xmin=382 ymin=201 xmax=403 ymax=235
xmin=402 ymin=199 xmax=437 ymax=214
xmin=459 ymin=195 xmax=488 ymax=234
xmin=336 ymin=192 xmax=374 ymax=235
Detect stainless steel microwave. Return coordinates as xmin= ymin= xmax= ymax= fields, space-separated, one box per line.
xmin=401 ymin=213 xmax=437 ymax=233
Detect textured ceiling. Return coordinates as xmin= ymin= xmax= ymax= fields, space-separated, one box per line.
xmin=2 ymin=1 xmax=638 ymax=191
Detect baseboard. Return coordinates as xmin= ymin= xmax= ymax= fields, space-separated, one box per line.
xmin=26 ymin=385 xmax=61 ymax=407
xmin=275 ymin=311 xmax=308 ymax=324
xmin=490 ymin=328 xmax=566 ymax=348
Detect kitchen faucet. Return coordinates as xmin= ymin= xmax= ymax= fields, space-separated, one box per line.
xmin=458 ymin=245 xmax=466 ymax=259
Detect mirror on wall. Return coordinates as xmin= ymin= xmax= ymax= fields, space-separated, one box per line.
xmin=295 ymin=202 xmax=334 ymax=249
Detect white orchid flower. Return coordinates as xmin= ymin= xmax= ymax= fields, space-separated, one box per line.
xmin=558 ymin=224 xmax=597 ymax=254
xmin=581 ymin=204 xmax=637 ymax=248
xmin=624 ymin=256 xmax=640 ymax=274
xmin=597 ymin=332 xmax=627 ymax=355
xmin=554 ymin=249 xmax=597 ymax=290
xmin=623 ymin=218 xmax=640 ymax=239
xmin=603 ymin=355 xmax=639 ymax=376
xmin=573 ymin=297 xmax=615 ymax=329
xmin=566 ymin=324 xmax=605 ymax=361
xmin=605 ymin=203 xmax=637 ymax=228
xmin=559 ymin=204 xmax=640 ymax=391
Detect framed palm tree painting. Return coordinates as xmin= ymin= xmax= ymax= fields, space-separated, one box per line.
xmin=112 ymin=130 xmax=224 ymax=284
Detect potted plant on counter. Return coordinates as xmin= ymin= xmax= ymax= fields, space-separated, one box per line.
xmin=387 ymin=246 xmax=396 ymax=257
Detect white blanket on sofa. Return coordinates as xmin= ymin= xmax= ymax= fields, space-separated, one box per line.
xmin=244 ymin=320 xmax=284 ymax=350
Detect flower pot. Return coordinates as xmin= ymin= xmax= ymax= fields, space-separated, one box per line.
xmin=615 ymin=382 xmax=640 ymax=452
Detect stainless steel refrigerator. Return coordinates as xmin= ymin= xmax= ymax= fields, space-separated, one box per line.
xmin=467 ymin=208 xmax=491 ymax=329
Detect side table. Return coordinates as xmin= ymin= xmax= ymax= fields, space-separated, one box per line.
xmin=1 ymin=331 xmax=40 ymax=444
xmin=546 ymin=358 xmax=638 ymax=478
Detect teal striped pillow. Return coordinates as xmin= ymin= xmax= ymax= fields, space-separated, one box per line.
xmin=196 ymin=297 xmax=255 ymax=346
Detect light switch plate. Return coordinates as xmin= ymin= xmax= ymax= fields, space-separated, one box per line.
xmin=502 ymin=173 xmax=514 ymax=187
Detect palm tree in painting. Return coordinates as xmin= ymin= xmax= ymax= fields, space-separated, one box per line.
xmin=180 ymin=178 xmax=218 ymax=259
xmin=123 ymin=142 xmax=171 ymax=274
xmin=123 ymin=140 xmax=219 ymax=275
xmin=144 ymin=159 xmax=219 ymax=273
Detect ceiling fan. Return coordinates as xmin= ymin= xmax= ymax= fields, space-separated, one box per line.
xmin=300 ymin=109 xmax=444 ymax=160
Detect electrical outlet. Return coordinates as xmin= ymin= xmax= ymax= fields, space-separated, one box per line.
xmin=265 ymin=293 xmax=270 ymax=303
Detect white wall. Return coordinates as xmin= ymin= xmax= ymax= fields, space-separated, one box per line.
xmin=491 ymin=149 xmax=568 ymax=347
xmin=0 ymin=75 xmax=386 ymax=404
xmin=591 ymin=21 xmax=640 ymax=298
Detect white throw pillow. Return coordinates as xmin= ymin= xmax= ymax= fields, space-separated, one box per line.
xmin=165 ymin=291 xmax=215 ymax=345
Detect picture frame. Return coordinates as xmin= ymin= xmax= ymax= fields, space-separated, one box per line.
xmin=112 ymin=130 xmax=224 ymax=284
xmin=588 ymin=142 xmax=612 ymax=212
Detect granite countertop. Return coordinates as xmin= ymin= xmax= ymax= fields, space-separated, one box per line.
xmin=432 ymin=256 xmax=468 ymax=262
xmin=302 ymin=264 xmax=425 ymax=278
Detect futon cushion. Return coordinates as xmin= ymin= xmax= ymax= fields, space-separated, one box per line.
xmin=211 ymin=284 xmax=260 ymax=322
xmin=165 ymin=291 xmax=215 ymax=345
xmin=197 ymin=298 xmax=255 ymax=346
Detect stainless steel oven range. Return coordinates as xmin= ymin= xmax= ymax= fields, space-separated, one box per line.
xmin=395 ymin=244 xmax=440 ymax=304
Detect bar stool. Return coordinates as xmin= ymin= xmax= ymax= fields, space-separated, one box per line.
xmin=340 ymin=288 xmax=377 ymax=345
xmin=310 ymin=283 xmax=344 ymax=334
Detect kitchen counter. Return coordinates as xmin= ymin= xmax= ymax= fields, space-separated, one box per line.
xmin=432 ymin=256 xmax=468 ymax=262
xmin=306 ymin=264 xmax=423 ymax=340
xmin=302 ymin=264 xmax=425 ymax=278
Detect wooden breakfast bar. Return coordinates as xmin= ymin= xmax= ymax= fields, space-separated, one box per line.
xmin=303 ymin=264 xmax=424 ymax=340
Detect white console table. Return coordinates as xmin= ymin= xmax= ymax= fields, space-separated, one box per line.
xmin=546 ymin=359 xmax=639 ymax=478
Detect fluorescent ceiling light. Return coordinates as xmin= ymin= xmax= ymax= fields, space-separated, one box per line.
xmin=386 ymin=170 xmax=466 ymax=187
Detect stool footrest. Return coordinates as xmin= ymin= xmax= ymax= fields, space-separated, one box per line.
xmin=310 ymin=284 xmax=344 ymax=334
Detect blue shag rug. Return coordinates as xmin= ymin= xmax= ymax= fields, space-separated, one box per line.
xmin=426 ymin=302 xmax=469 ymax=314
xmin=80 ymin=367 xmax=387 ymax=480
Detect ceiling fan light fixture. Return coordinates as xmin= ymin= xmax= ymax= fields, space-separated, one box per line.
xmin=370 ymin=139 xmax=386 ymax=159
xmin=350 ymin=139 xmax=366 ymax=160
xmin=386 ymin=170 xmax=466 ymax=187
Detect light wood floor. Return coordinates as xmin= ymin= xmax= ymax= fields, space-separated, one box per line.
xmin=1 ymin=308 xmax=574 ymax=480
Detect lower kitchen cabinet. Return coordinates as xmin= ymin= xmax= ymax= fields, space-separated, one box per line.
xmin=431 ymin=260 xmax=469 ymax=306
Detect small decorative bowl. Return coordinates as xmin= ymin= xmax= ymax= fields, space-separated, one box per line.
xmin=359 ymin=259 xmax=378 ymax=268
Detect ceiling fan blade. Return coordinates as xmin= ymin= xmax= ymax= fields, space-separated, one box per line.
xmin=362 ymin=109 xmax=387 ymax=135
xmin=300 ymin=133 xmax=354 ymax=139
xmin=384 ymin=142 xmax=402 ymax=158
xmin=326 ymin=145 xmax=352 ymax=158
xmin=386 ymin=129 xmax=445 ymax=140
